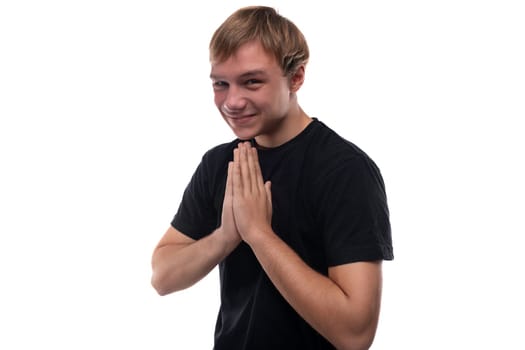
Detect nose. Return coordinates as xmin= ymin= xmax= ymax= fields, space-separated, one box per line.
xmin=222 ymin=85 xmax=247 ymax=114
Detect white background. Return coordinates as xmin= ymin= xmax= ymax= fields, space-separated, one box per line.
xmin=1 ymin=0 xmax=524 ymax=349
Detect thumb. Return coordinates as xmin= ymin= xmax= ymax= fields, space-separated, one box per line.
xmin=264 ymin=180 xmax=271 ymax=194
xmin=225 ymin=162 xmax=233 ymax=198
xmin=264 ymin=181 xmax=272 ymax=210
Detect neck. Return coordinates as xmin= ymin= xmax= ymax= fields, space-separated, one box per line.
xmin=255 ymin=105 xmax=312 ymax=148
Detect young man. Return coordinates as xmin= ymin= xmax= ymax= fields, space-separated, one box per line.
xmin=151 ymin=6 xmax=393 ymax=350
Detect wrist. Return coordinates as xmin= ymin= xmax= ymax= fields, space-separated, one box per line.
xmin=215 ymin=226 xmax=241 ymax=253
xmin=242 ymin=225 xmax=275 ymax=248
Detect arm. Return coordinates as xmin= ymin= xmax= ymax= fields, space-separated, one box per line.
xmin=151 ymin=225 xmax=238 ymax=295
xmin=232 ymin=142 xmax=383 ymax=350
xmin=151 ymin=162 xmax=240 ymax=295
xmin=248 ymin=232 xmax=382 ymax=350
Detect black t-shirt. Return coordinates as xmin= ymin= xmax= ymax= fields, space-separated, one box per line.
xmin=172 ymin=119 xmax=393 ymax=349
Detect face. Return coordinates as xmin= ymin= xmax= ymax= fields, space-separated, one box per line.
xmin=210 ymin=41 xmax=302 ymax=147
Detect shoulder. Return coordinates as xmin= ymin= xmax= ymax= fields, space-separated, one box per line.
xmin=187 ymin=139 xmax=239 ymax=193
xmin=200 ymin=139 xmax=239 ymax=168
xmin=306 ymin=120 xmax=378 ymax=176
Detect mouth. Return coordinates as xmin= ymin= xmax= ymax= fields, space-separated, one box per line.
xmin=226 ymin=113 xmax=256 ymax=125
xmin=230 ymin=114 xmax=255 ymax=120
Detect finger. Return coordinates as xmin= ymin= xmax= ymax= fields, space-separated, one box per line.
xmin=239 ymin=143 xmax=251 ymax=194
xmin=251 ymin=147 xmax=264 ymax=190
xmin=246 ymin=144 xmax=260 ymax=193
xmin=232 ymin=147 xmax=242 ymax=194
xmin=233 ymin=144 xmax=240 ymax=163
xmin=265 ymin=181 xmax=272 ymax=211
xmin=225 ymin=161 xmax=233 ymax=198
xmin=264 ymin=181 xmax=273 ymax=220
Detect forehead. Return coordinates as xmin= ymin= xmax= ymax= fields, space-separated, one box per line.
xmin=210 ymin=40 xmax=281 ymax=78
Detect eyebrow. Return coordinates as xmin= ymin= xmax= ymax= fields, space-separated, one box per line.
xmin=210 ymin=69 xmax=268 ymax=80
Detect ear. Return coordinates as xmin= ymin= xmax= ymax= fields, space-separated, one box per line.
xmin=289 ymin=65 xmax=305 ymax=93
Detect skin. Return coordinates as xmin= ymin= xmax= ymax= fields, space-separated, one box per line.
xmin=210 ymin=40 xmax=311 ymax=148
xmin=151 ymin=40 xmax=383 ymax=350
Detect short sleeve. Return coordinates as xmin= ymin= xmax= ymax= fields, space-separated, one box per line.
xmin=171 ymin=153 xmax=219 ymax=240
xmin=314 ymin=154 xmax=393 ymax=266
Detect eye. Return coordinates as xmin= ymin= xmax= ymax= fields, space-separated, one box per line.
xmin=212 ymin=80 xmax=228 ymax=91
xmin=244 ymin=79 xmax=263 ymax=88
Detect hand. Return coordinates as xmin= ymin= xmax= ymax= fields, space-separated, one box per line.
xmin=219 ymin=160 xmax=242 ymax=248
xmin=232 ymin=142 xmax=273 ymax=243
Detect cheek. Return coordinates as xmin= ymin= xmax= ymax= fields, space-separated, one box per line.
xmin=272 ymin=87 xmax=291 ymax=113
xmin=213 ymin=91 xmax=224 ymax=108
xmin=261 ymin=88 xmax=287 ymax=110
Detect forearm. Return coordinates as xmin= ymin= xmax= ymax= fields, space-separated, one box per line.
xmin=151 ymin=228 xmax=238 ymax=295
xmin=247 ymin=231 xmax=379 ymax=350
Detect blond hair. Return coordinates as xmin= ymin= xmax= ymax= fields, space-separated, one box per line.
xmin=209 ymin=6 xmax=309 ymax=76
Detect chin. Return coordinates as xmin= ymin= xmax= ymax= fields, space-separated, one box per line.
xmin=231 ymin=128 xmax=257 ymax=141
xmin=227 ymin=123 xmax=259 ymax=141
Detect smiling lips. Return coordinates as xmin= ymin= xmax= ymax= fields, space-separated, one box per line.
xmin=226 ymin=113 xmax=257 ymax=126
